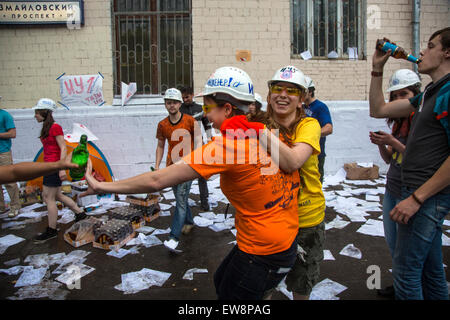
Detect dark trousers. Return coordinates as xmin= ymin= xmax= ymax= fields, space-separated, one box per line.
xmin=198 ymin=176 xmax=209 ymax=204
xmin=318 ymin=156 xmax=325 ymax=184
xmin=214 ymin=242 xmax=296 ymax=300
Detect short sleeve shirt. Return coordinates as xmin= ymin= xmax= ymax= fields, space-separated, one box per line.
xmin=156 ymin=114 xmax=196 ymax=167
xmin=292 ymin=117 xmax=326 ymax=228
xmin=304 ymin=99 xmax=332 ymax=158
xmin=184 ymin=135 xmax=300 ymax=256
xmin=41 ymin=123 xmax=64 ymax=162
xmin=0 ymin=109 xmax=16 ymax=154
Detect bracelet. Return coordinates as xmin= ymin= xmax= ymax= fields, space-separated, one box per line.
xmin=411 ymin=192 xmax=423 ymax=206
xmin=371 ymin=71 xmax=383 ymax=77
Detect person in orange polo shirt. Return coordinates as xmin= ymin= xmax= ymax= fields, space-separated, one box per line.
xmin=82 ymin=66 xmax=300 ymax=300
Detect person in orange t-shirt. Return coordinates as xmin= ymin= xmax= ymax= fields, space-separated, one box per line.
xmin=82 ymin=67 xmax=300 ymax=300
xmin=155 ymin=88 xmax=201 ymax=251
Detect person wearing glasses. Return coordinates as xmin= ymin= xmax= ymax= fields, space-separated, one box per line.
xmin=250 ymin=66 xmax=323 ymax=300
xmin=81 ymin=66 xmax=300 ymax=300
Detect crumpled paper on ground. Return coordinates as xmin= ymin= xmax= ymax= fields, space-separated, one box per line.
xmin=339 ymin=244 xmax=362 ymax=259
xmin=115 ymin=268 xmax=171 ymax=294
xmin=182 ymin=268 xmax=208 ymax=280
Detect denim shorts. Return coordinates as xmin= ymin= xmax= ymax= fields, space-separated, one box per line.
xmin=214 ymin=241 xmax=297 ymax=300
xmin=43 ymin=172 xmax=62 ymax=187
xmin=285 ymin=221 xmax=325 ymax=295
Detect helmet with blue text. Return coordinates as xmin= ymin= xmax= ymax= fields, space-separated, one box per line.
xmin=196 ymin=66 xmax=255 ymax=112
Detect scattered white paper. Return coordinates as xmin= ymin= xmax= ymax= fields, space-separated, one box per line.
xmin=325 ymin=215 xmax=350 ymax=231
xmin=323 ymin=250 xmax=335 ymax=261
xmin=443 ymin=220 xmax=450 ymax=227
xmin=309 ymin=278 xmax=347 ymax=300
xmin=339 ymin=244 xmax=362 ymax=259
xmin=208 ymin=223 xmax=232 ymax=232
xmin=357 ymin=162 xmax=373 ymax=168
xmin=193 ymin=216 xmax=214 ymax=227
xmin=107 ymin=248 xmax=130 ymax=259
xmin=55 ymin=264 xmax=95 ymax=287
xmin=151 ymin=228 xmax=171 ymax=236
xmin=163 ymin=191 xmax=175 ymax=200
xmin=159 ymin=211 xmax=171 ymax=217
xmin=300 ymin=50 xmax=312 ymax=60
xmin=135 ymin=226 xmax=155 ymax=234
xmin=442 ymin=233 xmax=450 ymax=247
xmin=159 ymin=203 xmax=172 ymax=211
xmin=275 ymin=277 xmax=293 ymax=300
xmin=15 ymin=267 xmax=48 ymax=288
xmin=356 ymin=219 xmax=385 ymax=237
xmin=7 ymin=280 xmax=67 ymax=300
xmin=0 ymin=265 xmax=26 ymax=276
xmin=116 ymin=268 xmax=171 ymax=294
xmin=323 ymin=168 xmax=347 ymax=187
xmin=0 ymin=234 xmax=25 ymax=255
xmin=366 ymin=195 xmax=380 ymax=202
xmin=199 ymin=212 xmax=216 ymax=220
xmin=182 ymin=268 xmax=208 ymax=280
xmin=121 ymin=82 xmax=137 ymax=107
xmin=327 ymin=51 xmax=339 ymax=59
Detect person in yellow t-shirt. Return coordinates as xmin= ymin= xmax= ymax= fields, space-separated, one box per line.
xmin=256 ymin=66 xmax=325 ymax=300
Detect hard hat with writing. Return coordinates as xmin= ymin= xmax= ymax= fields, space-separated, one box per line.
xmin=387 ymin=69 xmax=421 ymax=92
xmin=304 ymin=76 xmax=315 ymax=89
xmin=32 ymin=98 xmax=57 ymax=112
xmin=195 ymin=66 xmax=255 ymax=112
xmin=268 ymin=65 xmax=308 ymax=91
xmin=163 ymin=88 xmax=183 ymax=102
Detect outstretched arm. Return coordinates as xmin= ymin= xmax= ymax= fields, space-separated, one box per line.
xmin=82 ymin=159 xmax=201 ymax=196
xmin=0 ymin=158 xmax=78 ymax=184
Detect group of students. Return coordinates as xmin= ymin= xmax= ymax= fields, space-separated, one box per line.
xmin=0 ymin=27 xmax=448 ymax=301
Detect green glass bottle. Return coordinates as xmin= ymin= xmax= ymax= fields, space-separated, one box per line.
xmin=69 ymin=134 xmax=89 ymax=180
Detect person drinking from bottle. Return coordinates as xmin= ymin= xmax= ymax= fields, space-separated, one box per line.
xmin=81 ymin=66 xmax=300 ymax=300
xmin=33 ymin=98 xmax=86 ymax=243
xmin=369 ymin=27 xmax=450 ymax=300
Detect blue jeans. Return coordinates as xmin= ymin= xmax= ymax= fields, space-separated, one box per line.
xmin=169 ymin=180 xmax=193 ymax=241
xmin=214 ymin=242 xmax=296 ymax=300
xmin=382 ymin=190 xmax=400 ymax=258
xmin=393 ymin=186 xmax=450 ymax=300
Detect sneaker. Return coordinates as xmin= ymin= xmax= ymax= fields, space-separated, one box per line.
xmin=377 ymin=285 xmax=395 ymax=299
xmin=163 ymin=238 xmax=182 ymax=253
xmin=75 ymin=212 xmax=87 ymax=223
xmin=34 ymin=227 xmax=58 ymax=243
xmin=8 ymin=209 xmax=20 ymax=218
xmin=182 ymin=224 xmax=194 ymax=235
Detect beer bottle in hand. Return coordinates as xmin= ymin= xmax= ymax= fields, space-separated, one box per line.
xmin=69 ymin=134 xmax=89 ymax=180
xmin=376 ymin=39 xmax=420 ymax=64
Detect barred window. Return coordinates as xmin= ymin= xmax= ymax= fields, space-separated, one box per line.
xmin=291 ymin=0 xmax=365 ymax=59
xmin=113 ymin=0 xmax=192 ymax=96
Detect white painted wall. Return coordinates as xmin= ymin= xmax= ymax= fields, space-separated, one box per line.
xmin=6 ymin=100 xmax=390 ymax=181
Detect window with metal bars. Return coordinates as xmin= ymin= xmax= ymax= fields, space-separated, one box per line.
xmin=113 ymin=0 xmax=192 ymax=96
xmin=291 ymin=0 xmax=366 ymax=59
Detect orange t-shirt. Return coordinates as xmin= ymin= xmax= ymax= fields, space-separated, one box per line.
xmin=184 ymin=135 xmax=300 ymax=256
xmin=156 ymin=114 xmax=196 ymax=166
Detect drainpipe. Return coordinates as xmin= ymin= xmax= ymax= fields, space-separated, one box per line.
xmin=412 ymin=0 xmax=421 ymax=74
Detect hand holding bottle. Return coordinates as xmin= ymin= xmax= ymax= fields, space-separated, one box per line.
xmin=372 ymin=38 xmax=392 ymax=71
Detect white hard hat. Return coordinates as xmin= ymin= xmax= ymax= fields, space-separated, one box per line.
xmin=32 ymin=98 xmax=57 ymax=111
xmin=195 ymin=66 xmax=255 ymax=107
xmin=268 ymin=65 xmax=308 ymax=90
xmin=304 ymin=76 xmax=315 ymax=89
xmin=254 ymin=93 xmax=263 ymax=106
xmin=387 ymin=69 xmax=421 ymax=93
xmin=163 ymin=88 xmax=183 ymax=102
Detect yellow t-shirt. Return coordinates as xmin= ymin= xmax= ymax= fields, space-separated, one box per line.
xmin=293 ymin=117 xmax=326 ymax=228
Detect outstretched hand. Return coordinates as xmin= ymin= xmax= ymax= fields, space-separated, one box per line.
xmin=80 ymin=159 xmax=99 ymax=197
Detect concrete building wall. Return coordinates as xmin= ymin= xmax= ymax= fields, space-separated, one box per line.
xmin=0 ymin=0 xmax=113 ymax=109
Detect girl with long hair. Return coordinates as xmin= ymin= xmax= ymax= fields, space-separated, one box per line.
xmin=33 ymin=98 xmax=86 ymax=243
